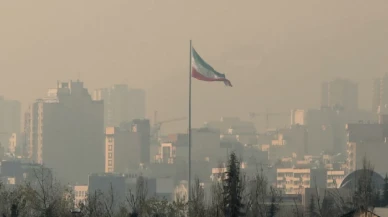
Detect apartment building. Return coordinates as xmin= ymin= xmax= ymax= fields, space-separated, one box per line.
xmin=277 ymin=168 xmax=345 ymax=194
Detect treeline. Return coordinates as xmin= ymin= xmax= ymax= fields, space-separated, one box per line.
xmin=0 ymin=154 xmax=385 ymax=217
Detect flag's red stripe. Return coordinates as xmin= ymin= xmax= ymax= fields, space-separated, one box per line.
xmin=192 ymin=67 xmax=227 ymax=82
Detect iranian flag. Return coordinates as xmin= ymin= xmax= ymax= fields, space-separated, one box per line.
xmin=191 ymin=48 xmax=232 ymax=87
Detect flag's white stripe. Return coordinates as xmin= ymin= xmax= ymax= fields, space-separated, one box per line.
xmin=192 ymin=57 xmax=221 ymax=79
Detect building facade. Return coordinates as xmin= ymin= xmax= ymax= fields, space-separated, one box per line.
xmin=93 ymin=84 xmax=145 ymax=127
xmin=105 ymin=126 xmax=141 ymax=173
xmin=74 ymin=185 xmax=88 ymax=207
xmin=373 ymin=74 xmax=388 ymax=113
xmin=277 ymin=168 xmax=345 ymax=194
xmin=321 ymin=78 xmax=358 ymax=111
xmin=25 ymin=80 xmax=104 ymax=183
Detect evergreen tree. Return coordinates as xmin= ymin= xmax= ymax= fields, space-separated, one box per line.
xmin=223 ymin=152 xmax=244 ymax=217
xmin=383 ymin=173 xmax=388 ymax=207
xmin=11 ymin=204 xmax=18 ymax=217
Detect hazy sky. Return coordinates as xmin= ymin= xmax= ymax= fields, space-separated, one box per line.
xmin=1 ymin=1 xmax=388 ymax=133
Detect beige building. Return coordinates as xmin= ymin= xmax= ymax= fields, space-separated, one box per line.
xmin=277 ymin=168 xmax=311 ymax=194
xmin=25 ymin=80 xmax=104 ymax=183
xmin=291 ymin=109 xmax=306 ymax=126
xmin=327 ymin=170 xmax=345 ymax=188
xmin=277 ymin=168 xmax=345 ymax=194
xmin=8 ymin=133 xmax=17 ymax=155
xmin=105 ymin=127 xmax=141 ymax=173
xmin=74 ymin=185 xmax=88 ymax=207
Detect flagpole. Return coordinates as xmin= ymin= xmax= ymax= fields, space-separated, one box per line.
xmin=188 ymin=39 xmax=192 ymax=201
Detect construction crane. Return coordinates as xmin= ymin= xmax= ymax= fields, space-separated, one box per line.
xmin=249 ymin=110 xmax=290 ymax=130
xmin=152 ymin=111 xmax=187 ymax=142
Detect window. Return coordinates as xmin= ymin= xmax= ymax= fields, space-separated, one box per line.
xmin=108 ymin=168 xmax=113 ymax=172
xmin=108 ymin=145 xmax=113 ymax=151
xmin=108 ymin=153 xmax=113 ymax=159
xmin=108 ymin=137 xmax=113 ymax=143
xmin=108 ymin=160 xmax=112 ymax=166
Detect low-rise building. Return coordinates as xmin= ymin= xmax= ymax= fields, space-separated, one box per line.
xmin=74 ymin=185 xmax=88 ymax=207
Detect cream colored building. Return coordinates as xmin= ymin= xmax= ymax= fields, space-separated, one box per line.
xmin=277 ymin=168 xmax=345 ymax=194
xmin=291 ymin=109 xmax=306 ymax=126
xmin=74 ymin=185 xmax=88 ymax=207
xmin=277 ymin=168 xmax=310 ymax=194
xmin=327 ymin=170 xmax=345 ymax=188
xmin=8 ymin=133 xmax=17 ymax=155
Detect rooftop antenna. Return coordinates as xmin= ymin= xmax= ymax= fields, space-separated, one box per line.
xmin=77 ymin=72 xmax=81 ymax=81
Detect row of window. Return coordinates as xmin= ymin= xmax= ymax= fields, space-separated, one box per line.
xmin=75 ymin=191 xmax=86 ymax=197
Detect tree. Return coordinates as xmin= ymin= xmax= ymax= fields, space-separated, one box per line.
xmin=308 ymin=195 xmax=317 ymax=217
xmin=208 ymin=179 xmax=224 ymax=217
xmin=126 ymin=176 xmax=148 ymax=216
xmin=223 ymin=152 xmax=244 ymax=217
xmin=189 ymin=178 xmax=206 ymax=217
xmin=353 ymin=156 xmax=376 ymax=214
xmin=11 ymin=204 xmax=18 ymax=217
xmin=267 ymin=188 xmax=279 ymax=217
xmin=383 ymin=173 xmax=388 ymax=207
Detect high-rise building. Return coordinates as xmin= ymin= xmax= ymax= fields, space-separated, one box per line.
xmin=93 ymin=84 xmax=145 ymax=127
xmin=321 ymin=78 xmax=358 ymax=111
xmin=105 ymin=126 xmax=141 ymax=173
xmin=25 ymin=80 xmax=104 ymax=183
xmin=0 ymin=96 xmax=21 ymax=148
xmin=372 ymin=74 xmax=388 ymax=113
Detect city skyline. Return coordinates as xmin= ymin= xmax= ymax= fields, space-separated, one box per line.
xmin=2 ymin=1 xmax=388 ymax=134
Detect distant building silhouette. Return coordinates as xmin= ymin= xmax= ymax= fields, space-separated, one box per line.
xmin=345 ymin=111 xmax=388 ymax=174
xmin=372 ymin=74 xmax=388 ymax=113
xmin=93 ymin=84 xmax=145 ymax=127
xmin=0 ymin=96 xmax=21 ymax=152
xmin=321 ymin=78 xmax=358 ymax=111
xmin=105 ymin=126 xmax=141 ymax=173
xmin=131 ymin=119 xmax=151 ymax=164
xmin=24 ymin=80 xmax=104 ymax=183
